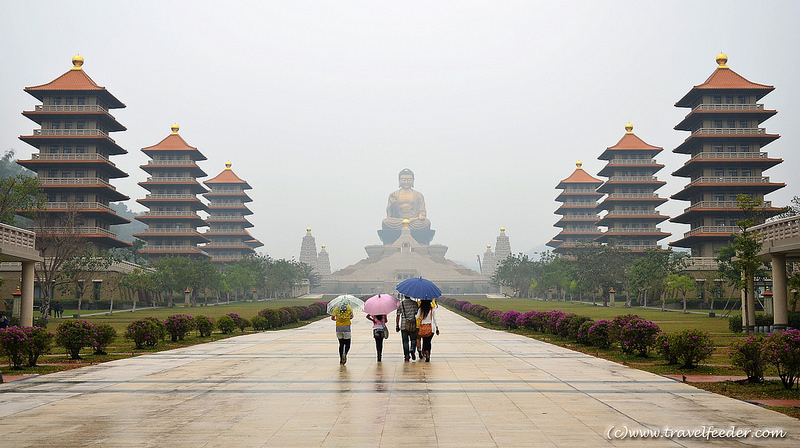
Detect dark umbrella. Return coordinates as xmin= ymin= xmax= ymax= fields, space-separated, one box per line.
xmin=396 ymin=277 xmax=442 ymax=300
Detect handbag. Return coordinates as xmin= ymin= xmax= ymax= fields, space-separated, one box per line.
xmin=418 ymin=323 xmax=433 ymax=338
xmin=383 ymin=323 xmax=389 ymax=339
xmin=403 ymin=319 xmax=417 ymax=333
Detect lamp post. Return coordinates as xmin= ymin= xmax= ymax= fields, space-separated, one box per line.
xmin=608 ymin=288 xmax=616 ymax=307
xmin=11 ymin=286 xmax=22 ymax=321
xmin=184 ymin=287 xmax=191 ymax=308
xmin=761 ymin=287 xmax=774 ymax=322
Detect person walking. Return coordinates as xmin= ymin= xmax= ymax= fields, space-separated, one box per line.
xmin=366 ymin=313 xmax=388 ymax=362
xmin=395 ymin=295 xmax=419 ymax=361
xmin=416 ymin=300 xmax=440 ymax=362
xmin=331 ymin=304 xmax=353 ymax=365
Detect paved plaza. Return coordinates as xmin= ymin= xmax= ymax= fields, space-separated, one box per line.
xmin=1 ymin=307 xmax=799 ymax=447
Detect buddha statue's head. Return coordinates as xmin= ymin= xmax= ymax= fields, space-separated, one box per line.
xmin=398 ymin=168 xmax=415 ymax=189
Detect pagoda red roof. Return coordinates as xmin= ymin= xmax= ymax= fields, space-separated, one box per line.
xmin=676 ymin=62 xmax=774 ymax=107
xmin=205 ymin=165 xmax=251 ymax=187
xmin=25 ymin=67 xmax=125 ymax=108
xmin=557 ymin=164 xmax=602 ymax=186
xmin=606 ymin=132 xmax=662 ymax=151
xmin=141 ymin=133 xmax=208 ymax=160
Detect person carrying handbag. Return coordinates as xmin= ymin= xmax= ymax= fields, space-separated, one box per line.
xmin=415 ymin=300 xmax=440 ymax=362
xmin=395 ymin=295 xmax=419 ymax=361
xmin=367 ymin=314 xmax=388 ymax=362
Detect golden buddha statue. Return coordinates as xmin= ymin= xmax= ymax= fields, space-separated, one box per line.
xmin=380 ymin=169 xmax=434 ymax=245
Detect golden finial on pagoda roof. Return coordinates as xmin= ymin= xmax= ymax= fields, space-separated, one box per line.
xmin=306 ymin=227 xmax=312 ymax=232
xmin=225 ymin=161 xmax=232 ymax=170
xmin=625 ymin=123 xmax=634 ymax=134
xmin=71 ymin=54 xmax=84 ymax=70
xmin=716 ymin=52 xmax=728 ymax=68
xmin=500 ymin=227 xmax=506 ymax=232
xmin=576 ymin=161 xmax=583 ymax=170
xmin=487 ymin=244 xmax=492 ymax=249
xmin=170 ymin=124 xmax=180 ymax=134
xmin=321 ymin=244 xmax=326 ymax=249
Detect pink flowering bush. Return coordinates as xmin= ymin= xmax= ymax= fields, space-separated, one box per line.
xmin=613 ymin=315 xmax=660 ymax=356
xmin=194 ymin=315 xmax=215 ymax=337
xmin=486 ymin=310 xmax=503 ymax=325
xmin=671 ymin=329 xmax=714 ymax=368
xmin=577 ymin=319 xmax=595 ymax=345
xmin=587 ymin=320 xmax=611 ymax=348
xmin=543 ymin=310 xmax=566 ymax=334
xmin=55 ymin=320 xmax=96 ymax=359
xmin=164 ymin=314 xmax=195 ymax=341
xmin=91 ymin=323 xmax=116 ymax=355
xmin=729 ymin=334 xmax=765 ymax=383
xmin=656 ymin=332 xmax=679 ymax=365
xmin=763 ymin=329 xmax=800 ymax=390
xmin=567 ymin=316 xmax=593 ymax=342
xmin=0 ymin=326 xmax=52 ymax=368
xmin=125 ymin=317 xmax=166 ymax=349
xmin=501 ymin=311 xmax=521 ymax=329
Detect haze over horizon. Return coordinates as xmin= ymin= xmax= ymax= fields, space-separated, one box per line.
xmin=1 ymin=1 xmax=798 ymax=272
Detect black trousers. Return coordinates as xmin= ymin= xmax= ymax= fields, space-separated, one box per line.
xmin=338 ymin=338 xmax=351 ymax=355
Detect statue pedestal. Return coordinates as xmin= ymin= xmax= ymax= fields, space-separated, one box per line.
xmin=378 ymin=228 xmax=435 ymax=245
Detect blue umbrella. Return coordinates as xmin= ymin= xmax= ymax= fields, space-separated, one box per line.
xmin=396 ymin=277 xmax=442 ymax=300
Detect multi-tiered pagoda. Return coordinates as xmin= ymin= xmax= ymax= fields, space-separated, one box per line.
xmin=202 ymin=162 xmax=262 ymax=264
xmin=669 ymin=54 xmax=784 ymax=258
xmin=17 ymin=55 xmax=131 ymax=250
xmin=595 ymin=123 xmax=670 ymax=251
xmin=548 ymin=162 xmax=603 ymax=254
xmin=134 ymin=125 xmax=209 ymax=259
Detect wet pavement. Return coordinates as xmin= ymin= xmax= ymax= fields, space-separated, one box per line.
xmin=1 ymin=307 xmax=799 ymax=447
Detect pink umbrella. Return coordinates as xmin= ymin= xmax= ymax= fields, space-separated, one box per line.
xmin=363 ymin=294 xmax=400 ymax=315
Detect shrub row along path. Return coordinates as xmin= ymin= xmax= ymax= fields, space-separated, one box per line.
xmin=1 ymin=307 xmax=798 ymax=447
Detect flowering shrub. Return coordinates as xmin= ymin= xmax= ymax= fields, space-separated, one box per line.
xmin=614 ymin=315 xmax=660 ymax=356
xmin=501 ymin=311 xmax=521 ymax=329
xmin=0 ymin=326 xmax=31 ymax=368
xmin=217 ymin=315 xmax=236 ymax=334
xmin=671 ymin=329 xmax=714 ymax=368
xmin=610 ymin=314 xmax=641 ymax=343
xmin=543 ymin=311 xmax=566 ymax=334
xmin=486 ymin=310 xmax=503 ymax=326
xmin=236 ymin=317 xmax=251 ymax=332
xmin=763 ymin=329 xmax=800 ymax=390
xmin=554 ymin=314 xmax=577 ymax=338
xmin=251 ymin=315 xmax=268 ymax=331
xmin=729 ymin=334 xmax=766 ymax=383
xmin=91 ymin=323 xmax=117 ymax=355
xmin=587 ymin=320 xmax=611 ymax=348
xmin=55 ymin=320 xmax=96 ymax=359
xmin=278 ymin=309 xmax=293 ymax=326
xmin=194 ymin=315 xmax=215 ymax=337
xmin=656 ymin=332 xmax=678 ymax=365
xmin=577 ymin=319 xmax=595 ymax=345
xmin=258 ymin=308 xmax=281 ymax=329
xmin=226 ymin=313 xmax=245 ymax=329
xmin=280 ymin=307 xmax=299 ymax=324
xmin=125 ymin=317 xmax=166 ymax=349
xmin=25 ymin=326 xmax=53 ymax=366
xmin=567 ymin=316 xmax=593 ymax=342
xmin=165 ymin=314 xmax=195 ymax=341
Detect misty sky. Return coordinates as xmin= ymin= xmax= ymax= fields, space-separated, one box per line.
xmin=1 ymin=1 xmax=799 ymax=272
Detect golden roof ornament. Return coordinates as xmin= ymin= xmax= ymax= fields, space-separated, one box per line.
xmin=321 ymin=244 xmax=326 ymax=249
xmin=71 ymin=54 xmax=84 ymax=70
xmin=716 ymin=52 xmax=728 ymax=68
xmin=306 ymin=227 xmax=312 ymax=232
xmin=500 ymin=227 xmax=506 ymax=232
xmin=576 ymin=161 xmax=583 ymax=170
xmin=625 ymin=123 xmax=634 ymax=134
xmin=225 ymin=161 xmax=232 ymax=170
xmin=170 ymin=124 xmax=180 ymax=134
xmin=487 ymin=244 xmax=492 ymax=249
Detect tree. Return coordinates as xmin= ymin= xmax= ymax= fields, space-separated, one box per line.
xmin=629 ymin=249 xmax=687 ymax=308
xmin=491 ymin=253 xmax=538 ymax=298
xmin=224 ymin=255 xmax=267 ymax=300
xmin=119 ymin=267 xmax=161 ymax=308
xmin=153 ymin=257 xmax=222 ymax=307
xmin=665 ymin=273 xmax=695 ymax=313
xmin=568 ymin=245 xmax=634 ymax=305
xmin=263 ymin=257 xmax=307 ymax=299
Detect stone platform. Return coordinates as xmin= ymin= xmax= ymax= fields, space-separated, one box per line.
xmin=1 ymin=308 xmax=799 ymax=447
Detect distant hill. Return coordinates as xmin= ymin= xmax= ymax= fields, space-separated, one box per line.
xmin=110 ymin=202 xmax=146 ymax=243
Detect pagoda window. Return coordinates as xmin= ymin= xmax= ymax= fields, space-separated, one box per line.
xmin=713 ymin=96 xmax=721 ymax=104
xmin=51 ymin=122 xmax=61 ymax=130
xmin=48 ymin=169 xmax=58 ymax=177
xmin=77 ymin=97 xmax=85 ymax=105
xmin=713 ymin=144 xmax=723 ymax=152
xmin=65 ymin=97 xmax=74 ymax=106
xmin=740 ymin=143 xmax=749 ymax=152
xmin=725 ymin=96 xmax=734 ymax=104
xmin=76 ymin=146 xmax=85 ymax=154
xmin=714 ymin=168 xmax=724 ymax=177
xmin=726 ymin=145 xmax=736 ymax=152
xmin=62 ymin=170 xmax=72 ymax=178
xmin=75 ymin=193 xmax=85 ymax=202
xmin=715 ymin=193 xmax=724 ymax=201
xmin=75 ymin=170 xmax=85 ymax=178
xmin=738 ymin=95 xmax=746 ymax=104
xmin=728 ymin=169 xmax=737 ymax=177
xmin=65 ymin=122 xmax=74 ymax=130
xmin=52 ymin=97 xmax=62 ymax=105
xmin=729 ymin=194 xmax=738 ymax=201
xmin=726 ymin=120 xmax=735 ymax=128
xmin=63 ymin=146 xmax=73 ymax=154
xmin=77 ymin=120 xmax=85 ymax=130
xmin=713 ymin=120 xmax=722 ymax=128
xmin=715 ymin=218 xmax=725 ymax=227
xmin=739 ymin=120 xmax=748 ymax=128
xmin=50 ymin=145 xmax=60 ymax=153
xmin=741 ymin=168 xmax=751 ymax=177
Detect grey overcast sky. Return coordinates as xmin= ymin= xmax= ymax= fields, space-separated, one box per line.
xmin=1 ymin=1 xmax=798 ymax=272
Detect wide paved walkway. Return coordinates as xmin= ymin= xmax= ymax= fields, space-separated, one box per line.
xmin=1 ymin=308 xmax=799 ymax=447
